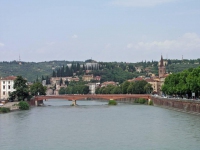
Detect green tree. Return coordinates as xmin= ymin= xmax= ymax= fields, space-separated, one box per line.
xmin=11 ymin=76 xmax=30 ymax=101
xmin=111 ymin=86 xmax=121 ymax=94
xmin=95 ymin=87 xmax=101 ymax=94
xmin=122 ymin=81 xmax=130 ymax=94
xmin=59 ymin=87 xmax=66 ymax=94
xmin=30 ymin=82 xmax=47 ymax=96
xmin=144 ymin=83 xmax=153 ymax=94
xmin=132 ymin=80 xmax=148 ymax=94
xmin=127 ymin=82 xmax=134 ymax=94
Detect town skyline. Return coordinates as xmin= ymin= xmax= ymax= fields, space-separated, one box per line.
xmin=0 ymin=0 xmax=200 ymax=62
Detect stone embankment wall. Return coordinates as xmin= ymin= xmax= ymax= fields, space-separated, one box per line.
xmin=151 ymin=96 xmax=200 ymax=114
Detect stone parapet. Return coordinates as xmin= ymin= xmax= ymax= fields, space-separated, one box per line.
xmin=151 ymin=96 xmax=200 ymax=114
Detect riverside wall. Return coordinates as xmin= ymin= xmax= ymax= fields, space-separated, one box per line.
xmin=151 ymin=96 xmax=200 ymax=114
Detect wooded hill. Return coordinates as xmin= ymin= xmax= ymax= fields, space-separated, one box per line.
xmin=0 ymin=59 xmax=199 ymax=82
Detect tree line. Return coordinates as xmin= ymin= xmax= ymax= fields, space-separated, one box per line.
xmin=95 ymin=80 xmax=153 ymax=94
xmin=9 ymin=76 xmax=47 ymax=101
xmin=162 ymin=66 xmax=200 ymax=98
xmin=59 ymin=81 xmax=89 ymax=94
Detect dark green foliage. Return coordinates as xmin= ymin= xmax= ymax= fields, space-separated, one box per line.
xmin=0 ymin=107 xmax=10 ymax=113
xmin=111 ymin=86 xmax=121 ymax=94
xmin=59 ymin=81 xmax=89 ymax=94
xmin=18 ymin=101 xmax=30 ymax=110
xmin=122 ymin=81 xmax=130 ymax=94
xmin=30 ymin=82 xmax=47 ymax=96
xmin=45 ymin=76 xmax=51 ymax=85
xmin=144 ymin=83 xmax=153 ymax=94
xmin=98 ymin=68 xmax=134 ymax=84
xmin=162 ymin=66 xmax=200 ymax=97
xmin=108 ymin=100 xmax=117 ymax=105
xmin=10 ymin=76 xmax=30 ymax=101
xmin=97 ymin=80 xmax=152 ymax=94
xmin=135 ymin=98 xmax=147 ymax=104
xmin=149 ymin=100 xmax=153 ymax=105
xmin=0 ymin=59 xmax=199 ymax=83
xmin=59 ymin=87 xmax=66 ymax=94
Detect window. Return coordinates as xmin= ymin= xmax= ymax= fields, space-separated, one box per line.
xmin=8 ymin=85 xmax=10 ymax=89
xmin=3 ymin=85 xmax=5 ymax=89
xmin=3 ymin=92 xmax=5 ymax=95
xmin=8 ymin=81 xmax=10 ymax=84
xmin=3 ymin=81 xmax=5 ymax=84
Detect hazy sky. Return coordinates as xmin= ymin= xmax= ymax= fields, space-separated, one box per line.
xmin=0 ymin=0 xmax=200 ymax=62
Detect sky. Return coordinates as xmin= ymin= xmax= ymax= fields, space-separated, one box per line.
xmin=0 ymin=0 xmax=200 ymax=63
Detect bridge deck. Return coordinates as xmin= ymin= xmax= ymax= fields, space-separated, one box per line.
xmin=34 ymin=94 xmax=150 ymax=101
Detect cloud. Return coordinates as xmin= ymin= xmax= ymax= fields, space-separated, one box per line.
xmin=72 ymin=34 xmax=78 ymax=39
xmin=111 ymin=0 xmax=177 ymax=7
xmin=0 ymin=42 xmax=5 ymax=47
xmin=127 ymin=33 xmax=200 ymax=53
xmin=127 ymin=43 xmax=133 ymax=49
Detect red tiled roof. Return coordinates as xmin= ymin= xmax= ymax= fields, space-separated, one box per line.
xmin=102 ymin=81 xmax=116 ymax=85
xmin=145 ymin=79 xmax=158 ymax=82
xmin=2 ymin=76 xmax=17 ymax=80
xmin=133 ymin=77 xmax=144 ymax=81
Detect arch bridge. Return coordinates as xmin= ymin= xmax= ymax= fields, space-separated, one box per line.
xmin=33 ymin=94 xmax=151 ymax=106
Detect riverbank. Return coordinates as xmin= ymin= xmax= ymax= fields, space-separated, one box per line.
xmin=0 ymin=102 xmax=19 ymax=112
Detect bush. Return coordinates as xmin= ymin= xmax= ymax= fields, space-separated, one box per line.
xmin=18 ymin=101 xmax=30 ymax=110
xmin=135 ymin=98 xmax=147 ymax=104
xmin=0 ymin=107 xmax=10 ymax=113
xmin=138 ymin=98 xmax=146 ymax=104
xmin=134 ymin=99 xmax=139 ymax=103
xmin=108 ymin=100 xmax=117 ymax=105
xmin=149 ymin=100 xmax=153 ymax=105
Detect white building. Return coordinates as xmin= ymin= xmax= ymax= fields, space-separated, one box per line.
xmin=0 ymin=76 xmax=17 ymax=100
xmin=88 ymin=83 xmax=100 ymax=94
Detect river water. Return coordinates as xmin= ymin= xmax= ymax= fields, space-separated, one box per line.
xmin=1 ymin=100 xmax=200 ymax=150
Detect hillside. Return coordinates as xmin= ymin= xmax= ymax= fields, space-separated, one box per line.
xmin=0 ymin=59 xmax=199 ymax=82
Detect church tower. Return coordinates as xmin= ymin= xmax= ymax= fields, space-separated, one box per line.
xmin=159 ymin=55 xmax=166 ymax=78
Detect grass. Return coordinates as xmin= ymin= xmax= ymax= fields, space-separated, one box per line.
xmin=0 ymin=107 xmax=10 ymax=113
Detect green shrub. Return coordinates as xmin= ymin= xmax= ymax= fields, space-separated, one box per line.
xmin=135 ymin=98 xmax=147 ymax=104
xmin=0 ymin=107 xmax=10 ymax=113
xmin=134 ymin=99 xmax=139 ymax=103
xmin=18 ymin=101 xmax=30 ymax=110
xmin=149 ymin=100 xmax=153 ymax=105
xmin=138 ymin=98 xmax=146 ymax=104
xmin=108 ymin=100 xmax=117 ymax=105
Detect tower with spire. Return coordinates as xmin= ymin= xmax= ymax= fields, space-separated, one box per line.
xmin=158 ymin=55 xmax=166 ymax=78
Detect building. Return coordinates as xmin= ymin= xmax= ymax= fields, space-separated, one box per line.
xmin=101 ymin=81 xmax=118 ymax=87
xmin=94 ymin=76 xmax=101 ymax=81
xmin=145 ymin=78 xmax=160 ymax=94
xmin=125 ymin=56 xmax=169 ymax=95
xmin=158 ymin=55 xmax=166 ymax=78
xmin=82 ymin=74 xmax=94 ymax=82
xmin=158 ymin=55 xmax=169 ymax=94
xmin=0 ymin=76 xmax=17 ymax=100
xmin=88 ymin=83 xmax=100 ymax=94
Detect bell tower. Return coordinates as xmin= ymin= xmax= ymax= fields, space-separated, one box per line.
xmin=159 ymin=55 xmax=166 ymax=77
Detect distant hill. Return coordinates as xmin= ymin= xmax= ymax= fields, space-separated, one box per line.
xmin=0 ymin=59 xmax=199 ymax=82
xmin=0 ymin=60 xmax=81 ymax=82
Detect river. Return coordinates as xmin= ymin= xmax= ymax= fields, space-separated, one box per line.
xmin=1 ymin=100 xmax=200 ymax=150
